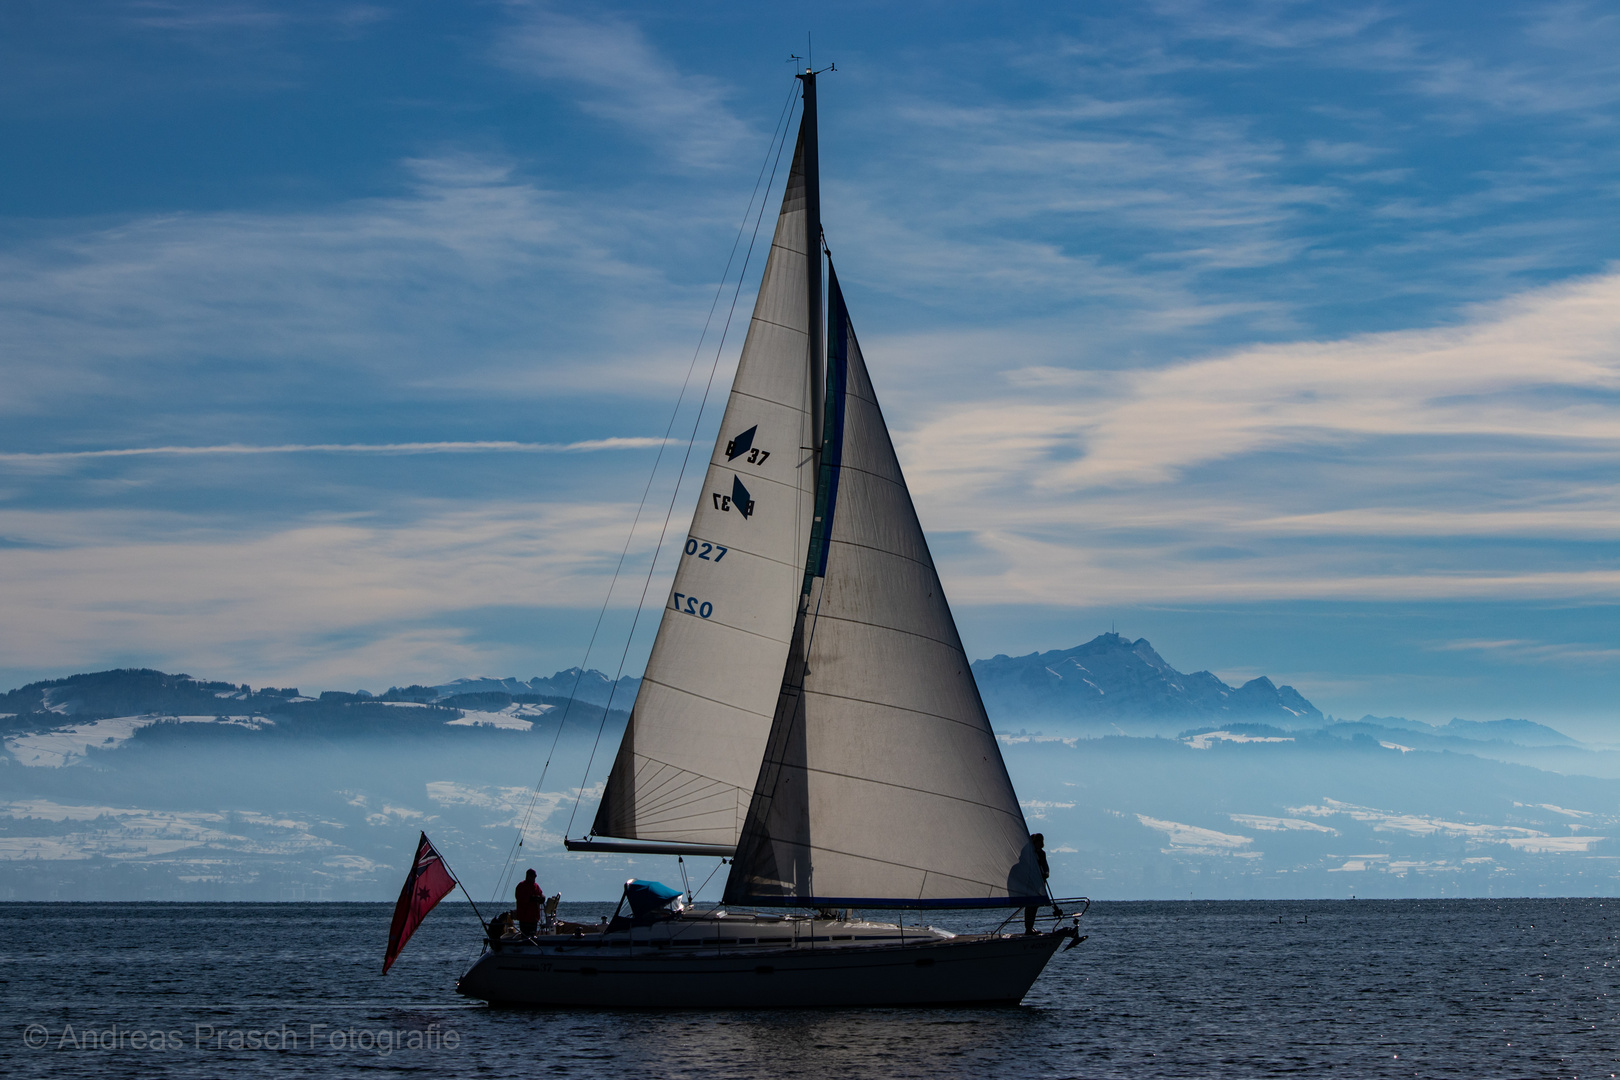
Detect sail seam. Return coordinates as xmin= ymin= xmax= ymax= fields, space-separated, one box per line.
xmin=802 ymin=609 xmax=965 ymax=653
xmin=724 ymin=385 xmax=810 ymax=412
xmin=746 ymin=313 xmax=811 ymax=337
xmin=696 ymin=461 xmax=811 ymax=500
xmin=738 ymin=839 xmax=1007 ymax=892
xmin=786 ymin=765 xmax=1030 ymax=817
xmin=764 ymin=238 xmax=811 ymax=259
xmin=822 ymin=535 xmax=936 ymax=573
xmin=640 ymin=598 xmax=797 ymax=643
xmin=636 ymin=676 xmax=784 ymax=718
xmin=800 ymin=685 xmax=1000 ymax=736
xmin=817 ymin=458 xmax=913 ymax=494
xmin=643 ymin=619 xmax=793 ymax=646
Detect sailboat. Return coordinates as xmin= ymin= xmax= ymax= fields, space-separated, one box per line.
xmin=456 ymin=68 xmax=1084 ymax=1009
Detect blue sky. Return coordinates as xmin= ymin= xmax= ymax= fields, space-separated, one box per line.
xmin=2 ymin=1 xmax=1619 ymax=735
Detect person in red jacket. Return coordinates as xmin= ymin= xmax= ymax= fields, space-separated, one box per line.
xmin=515 ymin=868 xmax=544 ymax=938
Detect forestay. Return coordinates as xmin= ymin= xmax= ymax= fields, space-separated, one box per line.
xmin=725 ymin=271 xmax=1048 ymax=907
xmin=590 ymin=136 xmax=818 ymax=849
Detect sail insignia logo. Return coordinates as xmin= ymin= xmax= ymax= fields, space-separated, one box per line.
xmin=713 ymin=475 xmax=755 ymax=518
xmin=725 ymin=425 xmax=770 ymax=466
xmin=725 ymin=425 xmax=755 ymax=459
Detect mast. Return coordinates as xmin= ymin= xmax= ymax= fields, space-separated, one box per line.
xmin=800 ymin=69 xmax=825 ymax=456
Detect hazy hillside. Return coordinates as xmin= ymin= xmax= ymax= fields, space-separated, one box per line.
xmin=2 ymin=656 xmax=1616 ymax=902
xmin=419 ymin=669 xmax=641 ymax=709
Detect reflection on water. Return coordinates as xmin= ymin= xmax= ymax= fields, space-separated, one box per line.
xmin=1 ymin=900 xmax=1615 ymax=1078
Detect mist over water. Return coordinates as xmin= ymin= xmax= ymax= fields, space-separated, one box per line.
xmin=2 ymin=899 xmax=1614 ymax=1079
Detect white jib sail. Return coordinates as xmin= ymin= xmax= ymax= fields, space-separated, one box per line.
xmin=591 ymin=136 xmax=817 ymax=849
xmin=726 ymin=274 xmax=1047 ymax=905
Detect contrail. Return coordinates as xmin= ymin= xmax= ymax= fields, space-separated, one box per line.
xmin=0 ymin=438 xmax=668 ymax=463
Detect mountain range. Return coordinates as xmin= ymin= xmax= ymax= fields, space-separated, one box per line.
xmin=2 ymin=636 xmax=1615 ymax=902
xmin=973 ymin=633 xmax=1323 ymax=731
xmin=0 ymin=637 xmax=1587 ymax=773
xmin=0 ymin=666 xmax=627 ymax=769
xmin=374 ymin=669 xmax=641 ymax=709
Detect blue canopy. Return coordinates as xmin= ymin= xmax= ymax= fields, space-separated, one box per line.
xmin=622 ymin=879 xmax=682 ymax=917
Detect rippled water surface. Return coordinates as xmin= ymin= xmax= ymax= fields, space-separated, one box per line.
xmin=2 ymin=899 xmax=1616 ymax=1078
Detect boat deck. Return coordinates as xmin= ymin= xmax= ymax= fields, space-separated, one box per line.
xmin=491 ymin=912 xmax=960 ymax=957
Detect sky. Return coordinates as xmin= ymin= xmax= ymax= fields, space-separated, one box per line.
xmin=2 ymin=0 xmax=1619 ymax=736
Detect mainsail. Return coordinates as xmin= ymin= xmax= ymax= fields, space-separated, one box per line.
xmin=588 ymin=135 xmax=818 ymax=850
xmin=723 ymin=269 xmax=1047 ymax=908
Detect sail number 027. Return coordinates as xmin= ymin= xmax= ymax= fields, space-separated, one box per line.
xmin=674 ymin=539 xmax=723 ymax=617
xmin=684 ymin=539 xmax=728 ymax=562
xmin=671 ymin=593 xmax=713 ymax=619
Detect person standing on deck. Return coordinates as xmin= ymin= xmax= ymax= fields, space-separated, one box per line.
xmin=515 ymin=869 xmax=544 ymax=938
xmin=1024 ymin=834 xmax=1050 ymax=934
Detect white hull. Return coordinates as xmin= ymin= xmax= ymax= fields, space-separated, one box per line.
xmin=456 ymin=914 xmax=1069 ymax=1008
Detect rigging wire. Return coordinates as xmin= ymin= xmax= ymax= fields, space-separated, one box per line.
xmin=490 ymin=77 xmax=802 ymax=905
xmin=564 ymin=88 xmax=802 ymax=842
xmin=691 ymin=857 xmax=727 ymax=902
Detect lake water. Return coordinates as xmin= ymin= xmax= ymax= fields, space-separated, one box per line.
xmin=1 ymin=899 xmax=1614 ymax=1079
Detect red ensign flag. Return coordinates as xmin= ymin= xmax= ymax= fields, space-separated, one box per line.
xmin=383 ymin=831 xmax=458 ymax=974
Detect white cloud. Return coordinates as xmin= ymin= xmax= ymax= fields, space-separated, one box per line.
xmin=1498 ymin=835 xmax=1607 ymax=853
xmin=494 ymin=7 xmax=754 ymax=170
xmin=426 ymin=780 xmax=567 ymax=830
xmin=923 ymin=272 xmax=1620 ymax=493
xmin=1288 ymin=798 xmax=1549 ymax=841
xmin=1430 ymin=638 xmax=1620 ymax=665
xmin=1020 ymin=799 xmax=1077 ymax=820
xmin=1136 ymin=813 xmax=1257 ymax=855
xmin=0 ymin=438 xmax=665 ymax=469
xmin=0 ymin=152 xmax=711 ymax=423
xmin=1185 ymin=731 xmax=1294 ymax=749
xmin=0 ymin=797 xmax=334 ymax=861
xmin=1144 ymin=1 xmax=1620 ymax=120
xmin=123 ymin=1 xmax=386 ymax=35
xmin=0 ymin=499 xmax=677 ymax=687
xmin=836 ymin=89 xmax=1329 ymax=311
xmin=1144 ymin=0 xmax=1388 ymax=51
xmin=885 ymin=270 xmax=1620 ymax=606
xmin=1229 ymin=814 xmax=1337 ymax=834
